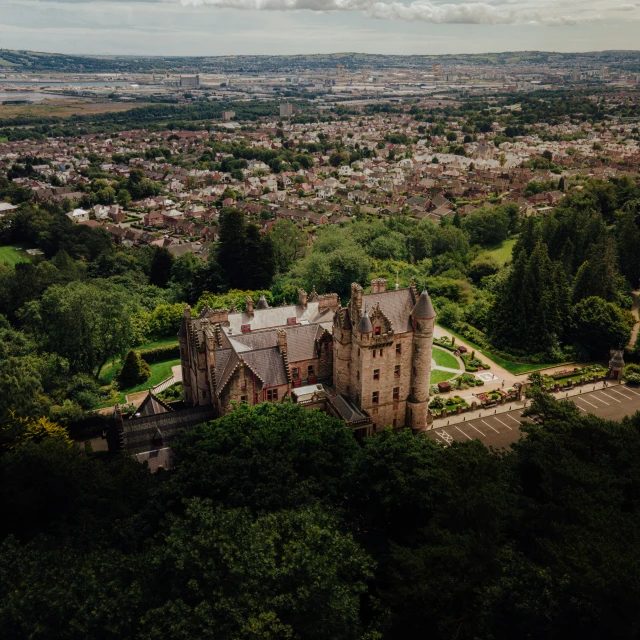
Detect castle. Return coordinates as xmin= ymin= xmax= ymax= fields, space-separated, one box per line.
xmin=178 ymin=278 xmax=437 ymax=435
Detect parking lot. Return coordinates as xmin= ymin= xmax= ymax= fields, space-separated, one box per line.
xmin=426 ymin=383 xmax=640 ymax=449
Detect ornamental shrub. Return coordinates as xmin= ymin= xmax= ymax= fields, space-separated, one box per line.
xmin=118 ymin=350 xmax=151 ymax=390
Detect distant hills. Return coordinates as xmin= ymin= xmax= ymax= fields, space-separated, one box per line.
xmin=2 ymin=49 xmax=640 ymax=74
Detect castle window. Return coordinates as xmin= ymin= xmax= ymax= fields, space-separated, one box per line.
xmin=372 ymin=391 xmax=379 ymax=405
xmin=201 ymin=391 xmax=206 ymax=399
xmin=267 ymin=389 xmax=278 ymax=402
xmin=358 ymin=348 xmax=360 ymax=357
xmin=241 ymin=379 xmax=247 ymax=391
xmin=373 ymin=369 xmax=380 ymax=380
xmin=393 ymin=387 xmax=400 ymax=401
xmin=396 ymin=343 xmax=402 ymax=355
xmin=373 ymin=349 xmax=376 ymax=358
xmin=241 ymin=395 xmax=247 ymax=402
xmin=379 ymin=349 xmax=383 ymax=357
xmin=292 ymin=368 xmax=299 ymax=379
xmin=375 ymin=326 xmax=381 ymax=335
xmin=394 ymin=365 xmax=401 ymax=378
xmin=307 ymin=365 xmax=314 ymax=377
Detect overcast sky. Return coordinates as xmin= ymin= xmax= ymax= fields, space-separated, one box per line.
xmin=1 ymin=0 xmax=639 ymax=56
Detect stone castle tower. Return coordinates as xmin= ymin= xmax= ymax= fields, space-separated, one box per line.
xmin=333 ymin=279 xmax=436 ymax=432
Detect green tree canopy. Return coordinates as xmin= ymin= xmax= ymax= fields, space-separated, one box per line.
xmin=21 ymin=280 xmax=137 ymax=378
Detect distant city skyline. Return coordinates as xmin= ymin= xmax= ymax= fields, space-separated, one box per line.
xmin=1 ymin=0 xmax=640 ymax=57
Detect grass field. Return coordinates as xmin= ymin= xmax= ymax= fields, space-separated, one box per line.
xmin=430 ymin=369 xmax=456 ymax=385
xmin=99 ymin=338 xmax=179 ymax=384
xmin=483 ymin=237 xmax=518 ymax=265
xmin=97 ymin=358 xmax=181 ymax=407
xmin=0 ymin=98 xmax=152 ymax=120
xmin=432 ymin=346 xmax=460 ymax=370
xmin=0 ymin=244 xmax=32 ymax=267
xmin=0 ymin=137 xmax=7 ymax=143
xmin=137 ymin=337 xmax=179 ymax=350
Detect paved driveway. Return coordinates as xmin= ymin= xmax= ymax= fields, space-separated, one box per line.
xmin=426 ymin=383 xmax=640 ymax=449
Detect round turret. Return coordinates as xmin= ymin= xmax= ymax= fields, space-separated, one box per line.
xmin=357 ymin=308 xmax=373 ymax=335
xmin=411 ymin=289 xmax=437 ymax=320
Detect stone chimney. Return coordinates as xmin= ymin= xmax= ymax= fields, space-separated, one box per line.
xmin=298 ymin=288 xmax=308 ymax=310
xmin=318 ymin=293 xmax=340 ymax=312
xmin=245 ymin=296 xmax=254 ymax=318
xmin=277 ymin=327 xmax=287 ymax=355
xmin=350 ymin=282 xmax=363 ymax=311
xmin=370 ymin=278 xmax=387 ymax=294
xmin=209 ymin=308 xmax=229 ymax=324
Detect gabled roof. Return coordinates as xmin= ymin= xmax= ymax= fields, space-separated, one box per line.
xmin=137 ymin=391 xmax=174 ymax=417
xmin=361 ymin=288 xmax=415 ymax=333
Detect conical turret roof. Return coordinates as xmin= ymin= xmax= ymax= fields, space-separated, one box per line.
xmin=610 ymin=349 xmax=625 ymax=368
xmin=256 ymin=295 xmax=270 ymax=310
xmin=357 ymin=308 xmax=373 ymax=334
xmin=411 ymin=289 xmax=437 ymax=320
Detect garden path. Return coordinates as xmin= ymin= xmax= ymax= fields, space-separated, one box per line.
xmin=433 ymin=325 xmax=517 ymax=387
xmin=629 ymin=290 xmax=640 ymax=348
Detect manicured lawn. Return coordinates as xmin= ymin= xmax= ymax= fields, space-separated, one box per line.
xmin=483 ymin=237 xmax=517 ymax=265
xmin=0 ymin=244 xmax=32 ymax=267
xmin=439 ymin=324 xmax=568 ymax=376
xmin=432 ymin=346 xmax=460 ymax=370
xmin=430 ymin=369 xmax=456 ymax=385
xmin=138 ymin=336 xmax=179 ymax=350
xmin=96 ymin=358 xmax=180 ymax=407
xmin=99 ymin=338 xmax=179 ymax=384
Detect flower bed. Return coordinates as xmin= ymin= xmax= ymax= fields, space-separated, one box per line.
xmin=542 ymin=365 xmax=607 ymax=388
xmin=434 ymin=337 xmax=457 ymax=352
xmin=430 ymin=394 xmax=469 ymax=416
xmin=461 ymin=353 xmax=491 ymax=372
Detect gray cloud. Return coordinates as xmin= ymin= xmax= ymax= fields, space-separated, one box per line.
xmin=177 ymin=0 xmax=625 ymax=26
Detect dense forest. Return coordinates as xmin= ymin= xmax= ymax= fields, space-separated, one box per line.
xmin=2 ymin=391 xmax=640 ymax=638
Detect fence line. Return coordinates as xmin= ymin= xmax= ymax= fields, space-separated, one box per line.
xmin=152 ymin=375 xmax=176 ymax=395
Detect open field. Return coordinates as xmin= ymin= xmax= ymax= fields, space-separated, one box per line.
xmin=0 ymin=244 xmax=32 ymax=267
xmin=0 ymin=98 xmax=152 ymax=120
xmin=482 ymin=237 xmax=517 ymax=265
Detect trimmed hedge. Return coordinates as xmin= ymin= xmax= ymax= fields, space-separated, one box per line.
xmin=141 ymin=344 xmax=180 ymax=364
